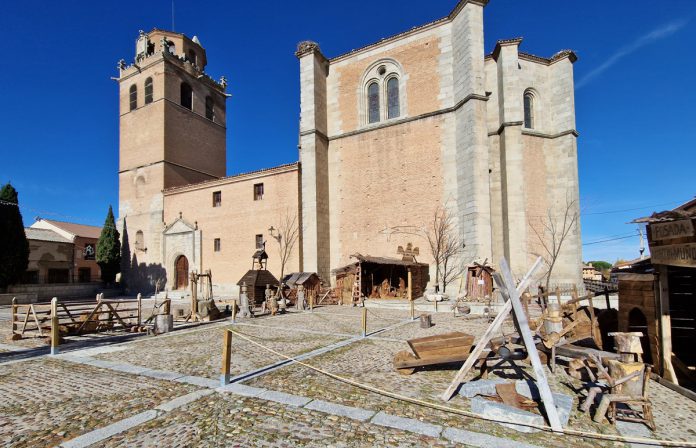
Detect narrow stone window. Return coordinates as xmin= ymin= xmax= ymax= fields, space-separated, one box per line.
xmin=181 ymin=82 xmax=193 ymax=110
xmin=212 ymin=191 xmax=221 ymax=207
xmin=523 ymin=92 xmax=534 ymax=129
xmin=144 ymin=77 xmax=153 ymax=104
xmin=188 ymin=49 xmax=197 ymax=65
xmin=129 ymin=84 xmax=137 ymax=111
xmin=205 ymin=96 xmax=214 ymax=121
xmin=214 ymin=238 xmax=221 ymax=252
xmin=387 ymin=77 xmax=400 ymax=119
xmin=253 ymin=183 xmax=264 ymax=201
xmin=135 ymin=230 xmax=145 ymax=251
xmin=255 ymin=234 xmax=264 ymax=249
xmin=368 ymin=82 xmax=380 ymax=124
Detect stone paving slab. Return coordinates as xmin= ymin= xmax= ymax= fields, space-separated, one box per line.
xmin=371 ymin=411 xmax=443 ymax=438
xmin=156 ymin=389 xmax=215 ymax=413
xmin=218 ymin=383 xmax=266 ymax=397
xmin=60 ymin=410 xmax=160 ymax=448
xmin=442 ymin=427 xmax=542 ymax=448
xmin=305 ymin=399 xmax=376 ymax=422
xmin=257 ymin=389 xmax=313 ymax=407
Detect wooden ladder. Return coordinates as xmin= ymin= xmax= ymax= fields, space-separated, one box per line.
xmin=352 ymin=267 xmax=362 ymax=305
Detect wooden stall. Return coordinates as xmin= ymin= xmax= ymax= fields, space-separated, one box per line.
xmin=332 ymin=254 xmax=429 ymax=305
xmin=629 ymin=198 xmax=696 ymax=388
xmin=237 ymin=249 xmax=278 ymax=306
xmin=282 ymin=272 xmax=322 ymax=304
xmin=465 ymin=263 xmax=495 ymax=300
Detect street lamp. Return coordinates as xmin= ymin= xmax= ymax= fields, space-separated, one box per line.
xmin=268 ymin=225 xmax=282 ymax=243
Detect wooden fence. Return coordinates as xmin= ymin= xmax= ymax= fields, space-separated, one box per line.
xmin=10 ymin=294 xmax=143 ymax=351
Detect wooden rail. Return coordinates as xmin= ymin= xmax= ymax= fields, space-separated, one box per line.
xmin=10 ymin=294 xmax=143 ymax=353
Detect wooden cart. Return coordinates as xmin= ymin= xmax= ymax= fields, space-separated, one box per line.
xmin=393 ymin=331 xmax=475 ymax=375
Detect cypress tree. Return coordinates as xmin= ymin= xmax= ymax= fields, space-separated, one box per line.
xmin=96 ymin=205 xmax=121 ymax=283
xmin=0 ymin=183 xmax=30 ymax=289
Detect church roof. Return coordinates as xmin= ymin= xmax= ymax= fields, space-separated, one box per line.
xmin=24 ymin=228 xmax=72 ymax=244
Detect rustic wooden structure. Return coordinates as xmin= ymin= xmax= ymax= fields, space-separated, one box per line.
xmin=11 ymin=295 xmax=143 ymax=349
xmin=465 ymin=262 xmax=494 ymax=300
xmin=332 ymin=254 xmax=429 ymax=305
xmin=393 ymin=331 xmax=474 ymax=375
xmin=237 ymin=249 xmax=279 ymax=306
xmin=282 ymin=272 xmax=321 ymax=305
xmin=629 ymin=198 xmax=696 ymax=386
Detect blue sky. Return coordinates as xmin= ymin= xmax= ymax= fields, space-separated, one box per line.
xmin=1 ymin=0 xmax=694 ymax=264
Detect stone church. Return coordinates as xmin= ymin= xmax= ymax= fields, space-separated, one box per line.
xmin=117 ymin=0 xmax=582 ymax=295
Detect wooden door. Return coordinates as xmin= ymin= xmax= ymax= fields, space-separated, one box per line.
xmin=175 ymin=256 xmax=189 ymax=290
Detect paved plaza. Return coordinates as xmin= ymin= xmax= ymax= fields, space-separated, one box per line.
xmin=1 ymin=305 xmax=695 ymax=447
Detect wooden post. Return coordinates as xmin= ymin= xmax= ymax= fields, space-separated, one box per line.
xmin=410 ymin=300 xmax=415 ymax=321
xmin=657 ymin=266 xmax=677 ymax=383
xmin=309 ymin=291 xmax=314 ymax=312
xmin=434 ymin=299 xmax=438 ymax=312
xmin=231 ymin=299 xmax=237 ymax=323
xmin=408 ymin=270 xmax=415 ymax=320
xmin=604 ymin=286 xmax=611 ymax=310
xmin=136 ymin=293 xmax=142 ymax=326
xmin=442 ymin=257 xmax=543 ymax=402
xmin=221 ymin=330 xmax=232 ymax=386
xmin=11 ymin=297 xmax=17 ymax=336
xmin=555 ymin=286 xmax=562 ymax=307
xmin=50 ymin=297 xmax=60 ymax=355
xmin=361 ymin=307 xmax=367 ymax=338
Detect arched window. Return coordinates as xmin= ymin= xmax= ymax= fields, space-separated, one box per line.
xmin=205 ymin=96 xmax=214 ymax=121
xmin=180 ymin=82 xmax=193 ymax=110
xmin=523 ymin=91 xmax=535 ymax=129
xmin=129 ymin=84 xmax=137 ymax=111
xmin=387 ymin=77 xmax=400 ymax=119
xmin=135 ymin=230 xmax=145 ymax=251
xmin=368 ymin=82 xmax=380 ymax=124
xmin=144 ymin=77 xmax=153 ymax=104
xmin=188 ymin=49 xmax=197 ymax=65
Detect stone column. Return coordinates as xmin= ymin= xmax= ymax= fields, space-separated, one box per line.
xmin=296 ymin=41 xmax=330 ymax=280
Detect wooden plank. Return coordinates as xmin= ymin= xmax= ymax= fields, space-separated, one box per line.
xmin=31 ymin=305 xmax=44 ymax=337
xmin=651 ymin=243 xmax=696 ymax=268
xmin=497 ymin=259 xmax=562 ymax=432
xmin=658 ymin=266 xmax=678 ymax=383
xmin=650 ymin=219 xmax=694 ymax=241
xmin=394 ymin=352 xmax=471 ymax=369
xmin=441 ymin=257 xmax=543 ymax=402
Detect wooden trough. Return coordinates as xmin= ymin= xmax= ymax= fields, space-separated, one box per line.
xmin=393 ymin=331 xmax=475 ymax=375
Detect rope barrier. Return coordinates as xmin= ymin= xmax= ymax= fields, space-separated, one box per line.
xmin=226 ymin=329 xmax=696 ymax=447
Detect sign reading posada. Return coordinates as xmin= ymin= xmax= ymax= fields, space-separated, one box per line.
xmin=650 ymin=243 xmax=696 ymax=268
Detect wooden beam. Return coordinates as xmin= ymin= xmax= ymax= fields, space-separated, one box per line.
xmin=657 ymin=266 xmax=678 ymax=383
xmin=50 ymin=297 xmax=60 ymax=355
xmin=497 ymin=259 xmax=562 ymax=432
xmin=221 ymin=330 xmax=232 ymax=386
xmin=441 ymin=257 xmax=543 ymax=402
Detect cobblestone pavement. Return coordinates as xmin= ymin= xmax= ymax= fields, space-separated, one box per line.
xmin=94 ymin=321 xmax=348 ymax=379
xmin=1 ymin=306 xmax=695 ymax=447
xmin=0 ymin=358 xmax=198 ymax=448
xmin=246 ymin=336 xmax=618 ymax=448
xmin=100 ymin=393 xmax=458 ymax=448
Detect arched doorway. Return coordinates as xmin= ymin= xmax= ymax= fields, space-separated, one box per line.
xmin=628 ymin=308 xmax=652 ymax=365
xmin=175 ymin=255 xmax=189 ymax=290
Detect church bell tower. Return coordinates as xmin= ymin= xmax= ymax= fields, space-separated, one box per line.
xmin=117 ymin=29 xmax=227 ymax=289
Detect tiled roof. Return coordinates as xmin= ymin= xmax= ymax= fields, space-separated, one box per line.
xmin=24 ymin=228 xmax=72 ymax=244
xmin=41 ymin=219 xmax=102 ymax=239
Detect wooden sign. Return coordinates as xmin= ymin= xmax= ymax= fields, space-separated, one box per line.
xmin=650 ymin=219 xmax=694 ymax=241
xmin=651 ymin=243 xmax=696 ymax=268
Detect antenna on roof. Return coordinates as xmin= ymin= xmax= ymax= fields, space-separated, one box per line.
xmin=171 ymin=0 xmax=175 ymax=31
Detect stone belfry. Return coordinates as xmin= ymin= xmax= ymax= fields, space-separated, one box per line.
xmin=117 ymin=29 xmax=227 ymax=284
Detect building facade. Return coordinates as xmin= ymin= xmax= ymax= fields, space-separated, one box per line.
xmin=118 ymin=0 xmax=582 ymax=296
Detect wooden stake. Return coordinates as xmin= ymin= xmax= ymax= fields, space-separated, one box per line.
xmin=410 ymin=300 xmax=415 ymax=321
xmin=407 ymin=270 xmax=412 ymax=301
xmin=309 ymin=291 xmax=314 ymax=312
xmin=231 ymin=299 xmax=237 ymax=323
xmin=136 ymin=293 xmax=142 ymax=326
xmin=497 ymin=259 xmax=562 ymax=432
xmin=50 ymin=297 xmax=59 ymax=355
xmin=221 ymin=330 xmax=232 ymax=386
xmin=441 ymin=257 xmax=543 ymax=402
xmin=11 ymin=297 xmax=17 ymax=336
xmin=361 ymin=307 xmax=367 ymax=338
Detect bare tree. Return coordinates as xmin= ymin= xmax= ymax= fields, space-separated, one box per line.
xmin=529 ymin=197 xmax=579 ymax=291
xmin=268 ymin=209 xmax=300 ymax=289
xmin=425 ymin=206 xmax=465 ymax=293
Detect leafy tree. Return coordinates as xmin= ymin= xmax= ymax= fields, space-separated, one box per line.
xmin=0 ymin=183 xmax=29 ymax=289
xmin=96 ymin=205 xmax=121 ymax=283
xmin=589 ymin=260 xmax=612 ymax=270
